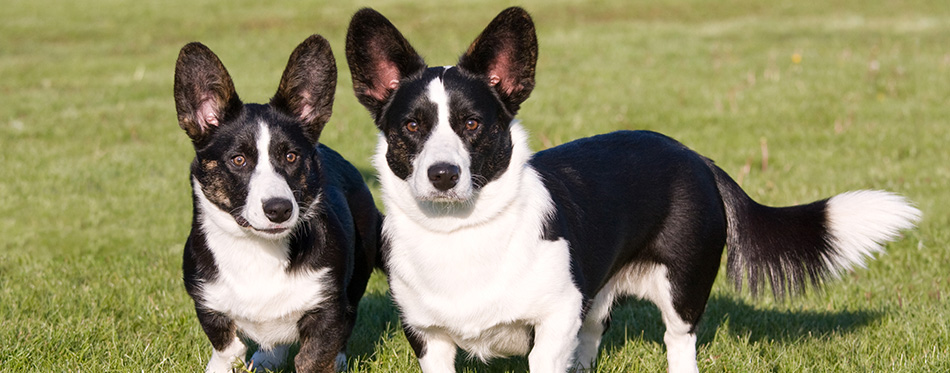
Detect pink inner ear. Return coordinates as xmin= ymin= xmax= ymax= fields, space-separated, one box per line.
xmin=298 ymin=91 xmax=315 ymax=122
xmin=196 ymin=98 xmax=219 ymax=132
xmin=488 ymin=49 xmax=517 ymax=95
xmin=365 ymin=59 xmax=402 ymax=101
xmin=298 ymin=104 xmax=315 ymax=123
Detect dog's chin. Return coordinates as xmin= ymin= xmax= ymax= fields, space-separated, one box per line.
xmin=411 ymin=190 xmax=482 ymax=220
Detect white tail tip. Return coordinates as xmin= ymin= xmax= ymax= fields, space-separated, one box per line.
xmin=825 ymin=190 xmax=921 ymax=272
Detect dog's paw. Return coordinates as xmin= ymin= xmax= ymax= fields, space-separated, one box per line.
xmin=249 ymin=345 xmax=290 ymax=371
xmin=205 ymin=357 xmax=240 ymax=373
xmin=335 ymin=352 xmax=347 ymax=372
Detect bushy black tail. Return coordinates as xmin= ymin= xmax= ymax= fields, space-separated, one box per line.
xmin=707 ymin=161 xmax=920 ymax=297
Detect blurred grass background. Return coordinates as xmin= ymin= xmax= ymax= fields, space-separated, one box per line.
xmin=1 ymin=0 xmax=948 ymax=371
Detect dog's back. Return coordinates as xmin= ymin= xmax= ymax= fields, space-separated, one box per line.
xmin=316 ymin=144 xmax=381 ymax=311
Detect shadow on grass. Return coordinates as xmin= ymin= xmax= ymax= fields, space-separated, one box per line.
xmin=348 ymin=290 xmax=401 ymax=360
xmin=602 ymin=294 xmax=883 ymax=351
xmin=347 ymin=290 xmax=881 ymax=372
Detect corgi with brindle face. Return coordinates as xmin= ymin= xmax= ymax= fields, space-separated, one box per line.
xmin=344 ymin=7 xmax=921 ymax=372
xmin=174 ymin=35 xmax=380 ymax=373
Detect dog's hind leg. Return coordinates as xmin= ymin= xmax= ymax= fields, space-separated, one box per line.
xmin=643 ymin=265 xmax=699 ymax=373
xmin=654 ymin=259 xmax=723 ymax=373
xmin=658 ymin=304 xmax=699 ymax=373
xmin=646 ymin=179 xmax=726 ymax=373
xmin=618 ymin=263 xmax=712 ymax=373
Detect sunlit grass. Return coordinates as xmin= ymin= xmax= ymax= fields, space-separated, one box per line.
xmin=1 ymin=0 xmax=947 ymax=371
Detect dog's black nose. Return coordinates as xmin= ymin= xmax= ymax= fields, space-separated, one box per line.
xmin=263 ymin=198 xmax=294 ymax=223
xmin=428 ymin=163 xmax=460 ymax=191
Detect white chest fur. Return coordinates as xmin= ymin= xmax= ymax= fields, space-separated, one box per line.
xmin=386 ymin=212 xmax=577 ymax=359
xmin=386 ymin=212 xmax=574 ymax=321
xmin=378 ymin=124 xmax=583 ymax=359
xmin=195 ymin=182 xmax=331 ymax=350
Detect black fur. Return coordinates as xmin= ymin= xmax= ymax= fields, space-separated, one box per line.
xmin=456 ymin=6 xmax=538 ymax=115
xmin=345 ymin=8 xmax=427 ymax=120
xmin=533 ymin=131 xmax=727 ymax=325
xmin=711 ymin=164 xmax=834 ymax=297
xmin=534 ymin=130 xmax=854 ymax=328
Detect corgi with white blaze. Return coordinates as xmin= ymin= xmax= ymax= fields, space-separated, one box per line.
xmin=345 ymin=7 xmax=921 ymax=372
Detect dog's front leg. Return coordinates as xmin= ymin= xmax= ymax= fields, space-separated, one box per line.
xmin=195 ymin=307 xmax=246 ymax=373
xmin=414 ymin=330 xmax=458 ymax=373
xmin=295 ymin=306 xmax=348 ymax=373
xmin=528 ymin=310 xmax=583 ymax=373
xmin=205 ymin=335 xmax=247 ymax=373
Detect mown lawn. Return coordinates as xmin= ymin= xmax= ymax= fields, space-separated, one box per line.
xmin=1 ymin=0 xmax=948 ymax=371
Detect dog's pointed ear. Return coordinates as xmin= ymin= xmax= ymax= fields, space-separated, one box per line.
xmin=457 ymin=7 xmax=538 ymax=115
xmin=174 ymin=42 xmax=242 ymax=143
xmin=345 ymin=8 xmax=426 ymax=120
xmin=271 ymin=35 xmax=337 ymax=144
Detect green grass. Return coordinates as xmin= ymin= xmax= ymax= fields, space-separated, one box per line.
xmin=2 ymin=0 xmax=948 ymax=371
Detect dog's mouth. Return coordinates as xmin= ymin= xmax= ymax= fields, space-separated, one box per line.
xmin=418 ymin=191 xmax=471 ymax=203
xmin=234 ymin=216 xmax=290 ymax=235
xmin=412 ymin=182 xmax=476 ymax=203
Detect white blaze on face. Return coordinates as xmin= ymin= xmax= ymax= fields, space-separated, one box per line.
xmin=244 ymin=122 xmax=298 ymax=232
xmin=409 ymin=67 xmax=474 ymax=201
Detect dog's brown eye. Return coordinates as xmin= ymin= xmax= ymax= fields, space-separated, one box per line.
xmin=231 ymin=155 xmax=246 ymax=167
xmin=285 ymin=152 xmax=298 ymax=163
xmin=406 ymin=121 xmax=419 ymax=132
xmin=465 ymin=119 xmax=480 ymax=131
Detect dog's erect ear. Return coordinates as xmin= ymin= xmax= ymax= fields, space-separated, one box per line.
xmin=271 ymin=35 xmax=337 ymax=144
xmin=345 ymin=8 xmax=426 ymax=120
xmin=457 ymin=7 xmax=538 ymax=115
xmin=174 ymin=42 xmax=242 ymax=143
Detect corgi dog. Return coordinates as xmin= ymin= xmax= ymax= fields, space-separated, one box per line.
xmin=345 ymin=7 xmax=920 ymax=372
xmin=174 ymin=35 xmax=380 ymax=372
